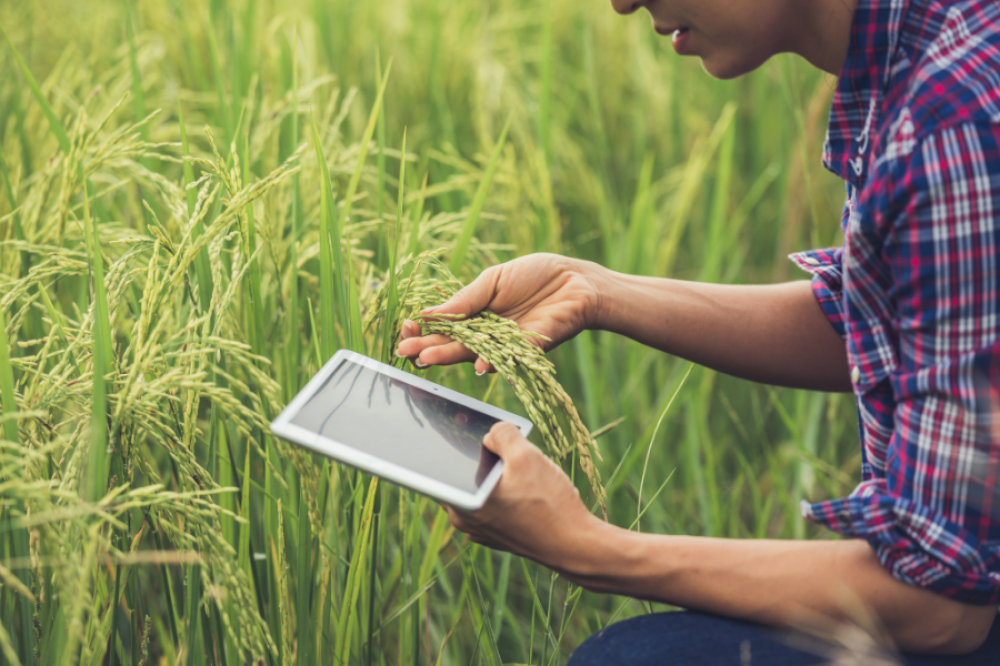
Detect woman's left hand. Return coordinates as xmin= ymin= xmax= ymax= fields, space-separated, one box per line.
xmin=443 ymin=422 xmax=602 ymax=574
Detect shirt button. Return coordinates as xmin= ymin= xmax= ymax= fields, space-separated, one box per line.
xmin=851 ymin=365 xmax=861 ymax=384
xmin=803 ymin=256 xmax=820 ymax=266
xmin=837 ymin=510 xmax=852 ymax=530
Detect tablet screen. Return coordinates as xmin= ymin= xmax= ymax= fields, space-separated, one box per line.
xmin=289 ymin=358 xmax=502 ymax=494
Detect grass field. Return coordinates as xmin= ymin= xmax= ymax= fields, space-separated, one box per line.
xmin=0 ymin=0 xmax=861 ymax=663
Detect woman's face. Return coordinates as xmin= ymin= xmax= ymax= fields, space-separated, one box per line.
xmin=610 ymin=0 xmax=791 ymax=79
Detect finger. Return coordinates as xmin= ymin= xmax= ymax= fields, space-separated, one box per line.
xmin=444 ymin=505 xmax=476 ymax=534
xmin=474 ymin=358 xmax=495 ymax=375
xmin=396 ymin=333 xmax=453 ymax=359
xmin=421 ymin=266 xmax=500 ymax=319
xmin=483 ymin=422 xmax=528 ymax=459
xmin=416 ymin=340 xmax=478 ymax=367
xmin=399 ymin=319 xmax=421 ymax=341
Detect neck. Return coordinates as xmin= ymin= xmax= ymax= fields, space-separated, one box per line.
xmin=784 ymin=0 xmax=860 ymax=75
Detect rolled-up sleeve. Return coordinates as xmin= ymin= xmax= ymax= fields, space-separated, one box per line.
xmin=789 ymin=246 xmax=847 ymax=339
xmin=802 ymin=123 xmax=1000 ymax=605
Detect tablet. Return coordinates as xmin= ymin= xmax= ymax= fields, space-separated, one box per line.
xmin=270 ymin=349 xmax=533 ymax=511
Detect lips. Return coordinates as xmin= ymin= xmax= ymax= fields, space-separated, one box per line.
xmin=654 ymin=24 xmax=682 ymax=36
xmin=669 ymin=27 xmax=690 ymax=54
xmin=653 ymin=23 xmax=691 ymax=53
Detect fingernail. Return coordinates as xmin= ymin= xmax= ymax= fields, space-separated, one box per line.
xmin=476 ymin=369 xmax=486 ymax=376
xmin=420 ymin=307 xmax=438 ymax=314
xmin=394 ymin=350 xmax=406 ymax=358
xmin=414 ymin=358 xmax=428 ymax=368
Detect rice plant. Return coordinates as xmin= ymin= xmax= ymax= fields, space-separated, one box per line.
xmin=0 ymin=0 xmax=863 ymax=663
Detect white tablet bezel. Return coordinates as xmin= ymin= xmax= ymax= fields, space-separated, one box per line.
xmin=270 ymin=349 xmax=532 ymax=511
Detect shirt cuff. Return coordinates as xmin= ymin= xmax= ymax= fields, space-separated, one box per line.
xmin=802 ymin=483 xmax=1000 ymax=605
xmin=789 ymin=247 xmax=846 ymax=339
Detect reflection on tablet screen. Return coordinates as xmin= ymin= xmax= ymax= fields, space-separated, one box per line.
xmin=289 ymin=359 xmax=501 ymax=493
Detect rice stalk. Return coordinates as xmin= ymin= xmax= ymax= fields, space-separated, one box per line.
xmin=367 ymin=253 xmax=606 ymax=514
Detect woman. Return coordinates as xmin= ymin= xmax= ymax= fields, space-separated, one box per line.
xmin=396 ymin=0 xmax=1000 ymax=661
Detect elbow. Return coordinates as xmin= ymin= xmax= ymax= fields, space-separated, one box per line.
xmin=895 ymin=602 xmax=996 ymax=655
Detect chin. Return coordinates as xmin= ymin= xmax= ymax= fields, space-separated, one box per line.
xmin=700 ymin=57 xmax=752 ymax=80
xmin=700 ymin=50 xmax=770 ymax=80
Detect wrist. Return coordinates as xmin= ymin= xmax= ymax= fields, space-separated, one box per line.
xmin=573 ymin=259 xmax=618 ymax=331
xmin=556 ymin=516 xmax=650 ymax=593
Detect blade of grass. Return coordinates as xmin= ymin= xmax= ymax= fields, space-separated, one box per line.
xmin=466 ymin=553 xmax=501 ymax=666
xmin=517 ymin=558 xmax=555 ymax=647
xmin=656 ymin=103 xmax=735 ymax=275
xmin=271 ymin=503 xmax=292 ymax=666
xmin=538 ymin=0 xmax=554 ymax=163
xmin=380 ymin=129 xmax=406 ymax=362
xmin=336 ymin=60 xmax=392 ymax=352
xmin=1 ymin=24 xmax=71 ymax=154
xmin=237 ymin=445 xmax=253 ymax=585
xmin=364 ymin=485 xmax=381 ymax=666
xmin=336 ymin=476 xmax=378 ymax=665
xmin=0 ymin=149 xmax=30 ymax=281
xmin=37 ymin=282 xmax=80 ymax=376
xmin=698 ymin=117 xmax=736 ymax=283
xmin=125 ymin=0 xmax=150 ymax=154
xmin=637 ymin=363 xmax=693 ymax=532
xmin=405 ymin=171 xmax=428 ymax=261
xmin=296 ymin=483 xmax=313 ymax=666
xmin=1 ymin=305 xmax=36 ymax=666
xmin=447 ymin=113 xmax=512 ymax=276
xmin=239 ymin=121 xmax=266 ymax=362
xmin=491 ymin=552 xmax=511 ymax=645
xmin=285 ymin=27 xmax=302 ymax=396
xmin=179 ymin=102 xmax=214 ymax=313
xmin=204 ymin=11 xmax=232 ymax=143
xmin=311 ymin=114 xmax=343 ymax=361
xmin=375 ymin=51 xmax=387 ymax=270
xmin=82 ymin=184 xmax=113 ymax=503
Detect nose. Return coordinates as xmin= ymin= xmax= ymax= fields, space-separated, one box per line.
xmin=610 ymin=0 xmax=644 ymax=15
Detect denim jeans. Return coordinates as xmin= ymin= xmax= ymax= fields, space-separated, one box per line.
xmin=566 ymin=611 xmax=1000 ymax=665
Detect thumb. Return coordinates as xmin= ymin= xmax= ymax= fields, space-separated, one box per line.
xmin=422 ymin=266 xmax=499 ymax=319
xmin=483 ymin=422 xmax=526 ymax=460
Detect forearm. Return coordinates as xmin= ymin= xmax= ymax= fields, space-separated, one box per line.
xmin=558 ymin=519 xmax=997 ymax=654
xmin=589 ymin=266 xmax=851 ymax=391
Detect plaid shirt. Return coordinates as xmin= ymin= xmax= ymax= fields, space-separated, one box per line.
xmin=791 ymin=0 xmax=1000 ymax=605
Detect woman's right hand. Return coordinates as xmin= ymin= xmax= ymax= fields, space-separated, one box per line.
xmin=395 ymin=253 xmax=607 ymax=374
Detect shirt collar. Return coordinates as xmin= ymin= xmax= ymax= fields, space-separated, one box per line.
xmin=823 ymin=0 xmax=910 ymax=184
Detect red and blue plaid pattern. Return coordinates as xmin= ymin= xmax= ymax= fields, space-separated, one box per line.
xmin=790 ymin=0 xmax=1000 ymax=604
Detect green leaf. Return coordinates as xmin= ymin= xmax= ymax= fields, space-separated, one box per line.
xmin=295 ymin=483 xmax=313 ymax=666
xmin=381 ymin=129 xmax=406 ymax=361
xmin=238 ymin=445 xmax=253 ymax=579
xmin=285 ymin=27 xmax=302 ymax=396
xmin=204 ymin=12 xmax=232 ymax=143
xmin=448 ymin=113 xmax=512 ymax=276
xmin=337 ymin=60 xmax=392 ymax=353
xmin=179 ymin=102 xmax=214 ymax=313
xmin=2 ymin=270 xmax=37 ymax=666
xmin=405 ymin=171 xmax=428 ymax=261
xmin=1 ymin=24 xmax=72 ymax=155
xmin=125 ymin=0 xmax=150 ymax=146
xmin=239 ymin=122 xmax=266 ymax=362
xmin=0 ymin=303 xmax=18 ymax=446
xmin=311 ymin=115 xmax=343 ymax=362
xmin=336 ymin=476 xmax=379 ymax=664
xmin=82 ymin=184 xmax=113 ymax=504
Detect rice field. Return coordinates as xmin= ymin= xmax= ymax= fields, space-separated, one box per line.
xmin=0 ymin=0 xmax=862 ymax=663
